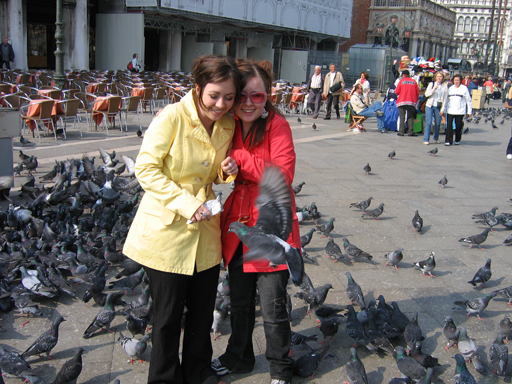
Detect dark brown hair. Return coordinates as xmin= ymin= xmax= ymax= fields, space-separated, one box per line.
xmin=452 ymin=74 xmax=463 ymax=82
xmin=360 ymin=71 xmax=370 ymax=80
xmin=192 ymin=55 xmax=242 ymax=110
xmin=236 ymin=58 xmax=282 ymax=149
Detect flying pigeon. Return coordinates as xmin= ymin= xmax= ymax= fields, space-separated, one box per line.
xmin=228 ymin=167 xmax=304 ymax=286
xmin=413 ymin=252 xmax=436 ymax=277
xmin=467 ymin=258 xmax=491 ymax=288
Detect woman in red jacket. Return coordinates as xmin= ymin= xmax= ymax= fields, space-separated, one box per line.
xmin=211 ymin=59 xmax=300 ymax=384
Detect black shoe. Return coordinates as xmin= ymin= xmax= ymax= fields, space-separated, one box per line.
xmin=324 ymin=117 xmax=331 ymax=120
xmin=336 ymin=115 xmax=340 ymax=120
xmin=397 ymin=132 xmax=404 ymax=136
xmin=407 ymin=133 xmax=418 ymax=137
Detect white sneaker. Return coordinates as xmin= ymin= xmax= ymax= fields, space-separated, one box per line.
xmin=454 ymin=141 xmax=460 ymax=145
xmin=445 ymin=142 xmax=451 ymax=146
xmin=507 ymin=154 xmax=512 ymax=160
xmin=423 ymin=141 xmax=429 ymax=145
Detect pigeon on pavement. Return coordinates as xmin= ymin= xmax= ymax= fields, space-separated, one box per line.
xmin=345 ymin=347 xmax=368 ymax=384
xmin=413 ymin=252 xmax=436 ymax=277
xmin=108 ymin=269 xmax=145 ymax=294
xmin=394 ymin=346 xmax=426 ymax=381
xmin=316 ymin=217 xmax=335 ymax=238
xmin=325 ymin=238 xmax=344 ymax=262
xmin=443 ymin=316 xmax=460 ymax=350
xmin=22 ymin=316 xmax=66 ymax=359
xmin=293 ymin=344 xmax=331 ymax=378
xmin=361 ymin=203 xmax=384 ymax=220
xmin=416 ymin=368 xmax=434 ymax=384
xmin=229 ymin=167 xmax=304 ymax=286
xmin=350 ymin=197 xmax=372 ymax=213
xmin=412 ymin=210 xmax=423 ymax=232
xmin=83 ymin=292 xmax=117 ymax=339
xmin=50 ymin=347 xmax=83 ymax=384
xmin=384 ymin=248 xmax=403 ymax=270
xmin=427 ymin=147 xmax=438 ymax=156
xmin=438 ymin=175 xmax=447 ymax=188
xmin=468 ymin=258 xmax=491 ymax=288
xmin=118 ymin=332 xmax=150 ymax=364
xmin=490 ymin=332 xmax=508 ymax=376
xmin=458 ymin=228 xmax=491 ymax=248
xmin=457 ymin=327 xmax=486 ymax=374
xmin=318 ymin=317 xmax=340 ymax=343
xmin=0 ymin=345 xmax=31 ymax=377
xmin=345 ymin=272 xmax=366 ymax=309
xmin=388 ymin=150 xmax=396 ymax=159
xmin=343 ymin=238 xmax=373 ymax=263
xmin=404 ymin=312 xmax=425 ymax=351
xmin=494 ymin=286 xmax=512 ymax=305
xmin=409 ymin=341 xmax=439 ymax=368
xmin=453 ymin=354 xmax=477 ymax=384
xmin=300 ymin=228 xmax=316 ymax=248
xmin=345 ymin=305 xmax=377 ymax=353
xmin=363 ymin=163 xmax=371 ymax=176
xmin=453 ymin=292 xmax=496 ymax=320
xmin=499 ymin=314 xmax=512 ymax=342
xmin=293 ymin=182 xmax=305 ymax=195
xmin=390 ymin=302 xmax=410 ymax=333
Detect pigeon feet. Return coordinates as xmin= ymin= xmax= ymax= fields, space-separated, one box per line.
xmin=22 ymin=320 xmax=30 ymax=327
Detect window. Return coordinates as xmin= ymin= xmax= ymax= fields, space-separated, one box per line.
xmin=457 ymin=16 xmax=464 ymax=31
xmin=465 ymin=17 xmax=471 ymax=32
xmin=471 ymin=17 xmax=478 ymax=32
xmin=485 ymin=17 xmax=491 ymax=33
xmin=462 ymin=41 xmax=468 ymax=54
xmin=478 ymin=17 xmax=485 ymax=32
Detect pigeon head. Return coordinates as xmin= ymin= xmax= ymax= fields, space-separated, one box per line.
xmin=228 ymin=222 xmax=249 ymax=236
xmin=453 ymin=354 xmax=468 ymax=370
xmin=394 ymin=346 xmax=407 ymax=359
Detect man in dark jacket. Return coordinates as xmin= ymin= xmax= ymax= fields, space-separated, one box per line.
xmin=467 ymin=77 xmax=479 ymax=95
xmin=307 ymin=66 xmax=325 ymax=119
xmin=0 ymin=37 xmax=14 ymax=69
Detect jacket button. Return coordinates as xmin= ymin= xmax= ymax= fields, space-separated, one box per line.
xmin=203 ymin=161 xmax=209 ymax=166
xmin=196 ymin=177 xmax=202 ymax=182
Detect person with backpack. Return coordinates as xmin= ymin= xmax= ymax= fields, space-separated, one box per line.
xmin=423 ymin=71 xmax=448 ymax=145
xmin=128 ymin=53 xmax=142 ymax=73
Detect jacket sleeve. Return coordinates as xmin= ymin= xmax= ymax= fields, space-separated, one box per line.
xmin=339 ymin=72 xmax=345 ymax=89
xmin=9 ymin=45 xmax=14 ymax=60
xmin=464 ymin=88 xmax=473 ymax=115
xmin=134 ymin=109 xmax=202 ymax=220
xmin=425 ymin=83 xmax=435 ymax=98
xmin=229 ymin=115 xmax=296 ymax=186
xmin=440 ymin=87 xmax=449 ymax=114
xmin=323 ymin=74 xmax=330 ymax=94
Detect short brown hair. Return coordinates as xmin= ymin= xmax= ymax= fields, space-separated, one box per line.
xmin=360 ymin=71 xmax=369 ymax=80
xmin=452 ymin=74 xmax=463 ymax=82
xmin=192 ymin=55 xmax=242 ymax=110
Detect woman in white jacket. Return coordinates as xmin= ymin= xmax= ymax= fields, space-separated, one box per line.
xmin=440 ymin=74 xmax=472 ymax=146
xmin=423 ymin=72 xmax=448 ymax=145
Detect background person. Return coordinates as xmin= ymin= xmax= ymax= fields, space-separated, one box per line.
xmin=423 ymin=71 xmax=447 ymax=145
xmin=122 ymin=55 xmax=241 ymax=384
xmin=306 ymin=65 xmax=324 ymax=119
xmin=440 ymin=74 xmax=472 ymax=146
xmin=322 ymin=63 xmax=345 ymax=120
xmin=354 ymin=71 xmax=370 ymax=93
xmin=211 ymin=59 xmax=300 ymax=384
xmin=395 ymin=70 xmax=419 ymax=137
xmin=0 ymin=37 xmax=14 ymax=69
xmin=350 ymin=84 xmax=386 ymax=133
xmin=130 ymin=53 xmax=142 ymax=73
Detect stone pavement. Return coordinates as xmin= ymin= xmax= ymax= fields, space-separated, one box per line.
xmin=3 ymin=99 xmax=512 ymax=384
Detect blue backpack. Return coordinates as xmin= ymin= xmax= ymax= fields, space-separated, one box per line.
xmin=382 ymin=99 xmax=399 ymax=131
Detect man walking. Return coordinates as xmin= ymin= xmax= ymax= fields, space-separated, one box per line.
xmin=0 ymin=37 xmax=14 ymax=69
xmin=307 ymin=66 xmax=324 ymax=119
xmin=322 ymin=63 xmax=345 ymax=120
xmin=395 ymin=70 xmax=419 ymax=136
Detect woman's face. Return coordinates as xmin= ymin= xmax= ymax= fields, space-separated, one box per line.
xmin=196 ymin=80 xmax=236 ymax=125
xmin=453 ymin=77 xmax=461 ymax=87
xmin=235 ymin=76 xmax=267 ymax=125
xmin=436 ymin=73 xmax=444 ymax=83
xmin=360 ymin=73 xmax=365 ymax=80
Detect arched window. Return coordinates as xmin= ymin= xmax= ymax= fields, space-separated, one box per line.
xmin=465 ymin=17 xmax=471 ymax=32
xmin=478 ymin=17 xmax=485 ymax=32
xmin=485 ymin=18 xmax=491 ymax=33
xmin=471 ymin=17 xmax=478 ymax=32
xmin=462 ymin=40 xmax=468 ymax=54
xmin=457 ymin=16 xmax=464 ymax=31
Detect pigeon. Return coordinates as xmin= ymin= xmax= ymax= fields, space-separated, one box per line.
xmin=388 ymin=379 xmax=412 ymax=384
xmin=499 ymin=314 xmax=512 ymax=342
xmin=50 ymin=347 xmax=83 ymax=384
xmin=492 ymin=121 xmax=498 ymax=129
xmin=438 ymin=175 xmax=447 ymax=188
xmin=427 ymin=147 xmax=438 ymax=156
xmin=443 ymin=316 xmax=460 ymax=350
xmin=463 ymin=127 xmax=470 ymax=133
xmin=293 ymin=182 xmax=305 ymax=195
xmin=388 ymin=150 xmax=396 ymax=159
xmin=291 ymin=331 xmax=318 ymax=349
xmin=503 ymin=233 xmax=512 ymax=245
xmin=312 ymin=123 xmax=317 ymax=130
xmin=384 ymin=248 xmax=403 ymax=270
xmin=294 ymin=281 xmax=333 ymax=314
xmin=300 ymin=228 xmax=316 ymax=248
xmin=0 ymin=345 xmax=31 ymax=377
xmin=458 ymin=228 xmax=491 ymax=248
xmin=325 ymin=238 xmax=344 ymax=262
xmin=413 ymin=252 xmax=436 ymax=277
xmin=345 ymin=347 xmax=368 ymax=384
xmin=467 ymin=258 xmax=491 ymax=288
xmin=453 ymin=354 xmax=477 ymax=384
xmin=108 ymin=269 xmax=145 ymax=294
xmin=489 ymin=332 xmax=508 ymax=376
xmin=98 ymin=146 xmax=117 ymax=167
xmin=390 ymin=302 xmax=410 ymax=333
xmin=293 ymin=344 xmax=330 ymax=378
xmin=345 ymin=305 xmax=377 ymax=353
xmin=228 ymin=167 xmax=304 ymax=286
xmin=297 ymin=117 xmax=302 ymax=123
xmin=39 ymin=165 xmax=58 ymax=182
xmin=314 ymin=305 xmax=346 ymax=322
xmin=296 ymin=206 xmax=310 ymax=223
xmin=343 ymin=238 xmax=373 ymax=263
xmin=457 ymin=327 xmax=486 ymax=374
xmin=472 ymin=207 xmax=499 ymax=230
xmin=22 ymin=316 xmax=66 ymax=359
xmin=412 ymin=210 xmax=423 ymax=232
xmin=361 ymin=203 xmax=384 ymax=220
xmin=301 ymin=249 xmax=316 ymax=264
xmin=136 ymin=128 xmax=143 ymax=138
xmin=20 ymin=135 xmax=35 ymax=146
xmin=345 ymin=272 xmax=365 ymax=309
xmin=350 ymin=197 xmax=372 ymax=212
xmin=363 ymin=163 xmax=371 ymax=176
xmin=308 ymin=202 xmax=321 ymax=221
xmin=318 ymin=317 xmax=340 ymax=343
xmin=316 ymin=217 xmax=335 ymax=238
xmin=364 ymin=311 xmax=395 ymax=354
xmin=124 ymin=311 xmax=148 ymax=338
xmin=212 ymin=296 xmax=230 ymax=340
xmin=19 ymin=266 xmax=57 ymax=298
xmin=409 ymin=341 xmax=439 ymax=368
xmin=118 ymin=332 xmax=150 ymax=364
xmin=472 ymin=206 xmax=498 ymax=220
xmin=417 ymin=368 xmax=434 ymax=384
xmin=404 ymin=312 xmax=425 ymax=351
xmin=83 ymin=292 xmax=117 ymax=339
xmin=395 ymin=346 xmax=426 ymax=381
xmin=453 ymin=292 xmax=496 ymax=320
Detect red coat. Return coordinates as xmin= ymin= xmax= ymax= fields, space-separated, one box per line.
xmin=395 ymin=77 xmax=419 ymax=107
xmin=221 ymin=111 xmax=301 ymax=273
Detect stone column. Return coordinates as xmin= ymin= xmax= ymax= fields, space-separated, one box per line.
xmin=236 ymin=39 xmax=247 ymax=58
xmin=8 ymin=0 xmax=27 ymax=69
xmin=63 ymin=0 xmax=89 ymax=70
xmin=411 ymin=38 xmax=418 ymax=58
xmin=419 ymin=40 xmax=425 ymax=57
xmin=158 ymin=30 xmax=170 ymax=72
xmin=170 ymin=32 xmax=182 ymax=71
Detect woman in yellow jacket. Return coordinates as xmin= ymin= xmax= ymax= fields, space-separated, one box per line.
xmin=123 ymin=55 xmax=241 ymax=384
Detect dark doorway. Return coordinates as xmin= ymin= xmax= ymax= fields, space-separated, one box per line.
xmin=144 ymin=29 xmax=159 ymax=72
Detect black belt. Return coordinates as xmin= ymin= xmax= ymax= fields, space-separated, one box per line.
xmin=311 ymin=88 xmax=321 ymax=92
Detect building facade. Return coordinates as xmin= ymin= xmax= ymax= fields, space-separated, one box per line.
xmin=0 ymin=0 xmax=352 ymax=83
xmin=365 ymin=0 xmax=457 ymax=61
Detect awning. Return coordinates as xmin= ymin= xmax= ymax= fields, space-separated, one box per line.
xmin=447 ymin=58 xmax=462 ymax=65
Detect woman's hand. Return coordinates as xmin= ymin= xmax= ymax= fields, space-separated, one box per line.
xmin=221 ymin=156 xmax=238 ymax=176
xmin=190 ymin=204 xmax=212 ymax=223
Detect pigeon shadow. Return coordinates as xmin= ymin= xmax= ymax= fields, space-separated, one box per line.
xmin=82 ymin=370 xmax=132 ymax=384
xmin=459 ymin=140 xmax=502 ymax=146
xmin=429 ymin=270 xmax=452 ymax=277
xmin=475 ymin=276 xmax=505 ymax=289
xmin=367 ymin=366 xmax=385 ymax=383
xmin=361 ymin=216 xmax=394 ymax=221
xmin=419 ymin=224 xmax=431 ymax=234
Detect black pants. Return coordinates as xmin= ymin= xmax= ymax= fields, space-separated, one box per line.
xmin=398 ymin=105 xmax=416 ymax=134
xmin=308 ymin=89 xmax=322 ymax=117
xmin=219 ymin=244 xmax=294 ymax=381
xmin=325 ymin=93 xmax=340 ymax=118
xmin=507 ymin=136 xmax=512 ymax=155
xmin=446 ymin=114 xmax=464 ymax=144
xmin=0 ymin=60 xmax=10 ymax=69
xmin=144 ymin=264 xmax=220 ymax=384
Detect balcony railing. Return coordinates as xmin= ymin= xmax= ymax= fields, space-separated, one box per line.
xmin=372 ymin=0 xmax=456 ymax=19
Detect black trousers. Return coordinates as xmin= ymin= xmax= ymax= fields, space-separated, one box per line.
xmin=398 ymin=105 xmax=416 ymax=134
xmin=325 ymin=93 xmax=340 ymax=118
xmin=144 ymin=264 xmax=220 ymax=384
xmin=446 ymin=114 xmax=464 ymax=144
xmin=219 ymin=244 xmax=294 ymax=381
xmin=308 ymin=89 xmax=322 ymax=117
xmin=0 ymin=60 xmax=10 ymax=69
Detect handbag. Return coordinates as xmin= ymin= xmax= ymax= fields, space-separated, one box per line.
xmin=330 ymin=82 xmax=342 ymax=93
